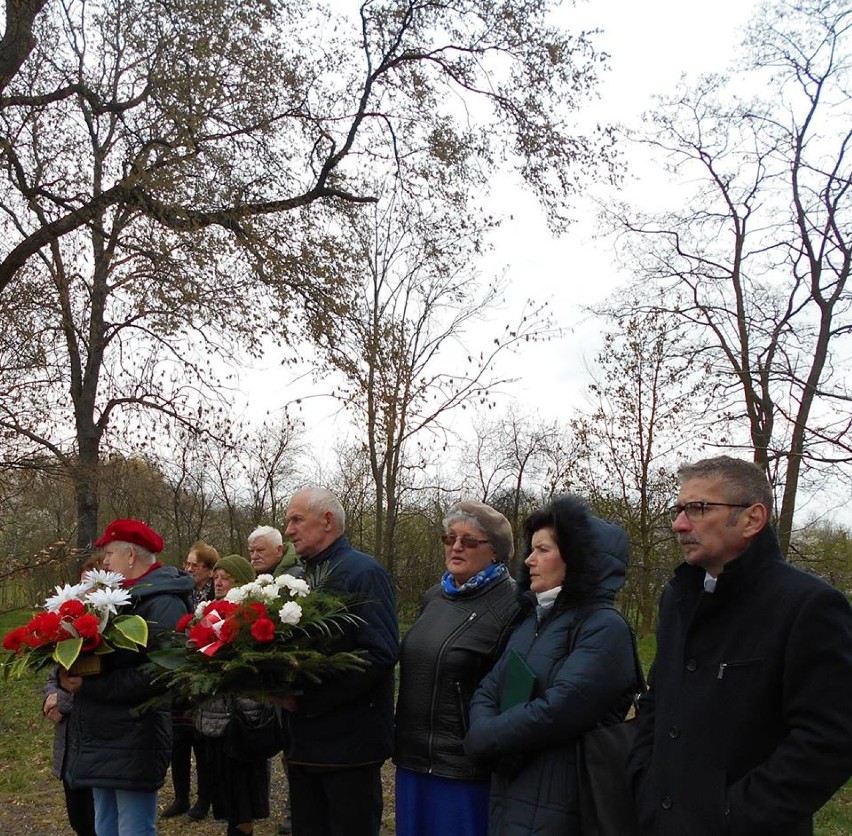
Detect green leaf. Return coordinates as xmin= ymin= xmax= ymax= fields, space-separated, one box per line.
xmin=108 ymin=631 xmax=140 ymax=651
xmin=149 ymin=647 xmax=192 ymax=671
xmin=112 ymin=615 xmax=148 ymax=648
xmin=53 ymin=637 xmax=83 ymax=670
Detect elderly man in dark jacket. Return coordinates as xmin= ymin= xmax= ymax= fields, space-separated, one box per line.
xmin=629 ymin=456 xmax=852 ymax=836
xmin=60 ymin=519 xmax=193 ymax=836
xmin=283 ymin=487 xmax=399 ymax=836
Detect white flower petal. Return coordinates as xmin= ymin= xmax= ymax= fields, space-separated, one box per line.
xmin=224 ymin=587 xmax=245 ymax=604
xmin=278 ymin=601 xmax=303 ymax=626
xmin=44 ymin=583 xmax=88 ymax=612
xmin=84 ymin=569 xmax=126 ymax=588
xmin=277 ymin=576 xmax=310 ymax=598
xmin=86 ymin=587 xmax=132 ymax=616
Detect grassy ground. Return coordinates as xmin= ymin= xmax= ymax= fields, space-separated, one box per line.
xmin=0 ymin=611 xmax=849 ymax=834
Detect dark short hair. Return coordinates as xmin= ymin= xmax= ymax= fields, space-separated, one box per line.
xmin=189 ymin=540 xmax=220 ymax=569
xmin=521 ymin=494 xmax=597 ymax=607
xmin=678 ymin=456 xmax=773 ymax=513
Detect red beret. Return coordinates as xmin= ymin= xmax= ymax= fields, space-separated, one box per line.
xmin=94 ymin=518 xmax=164 ymax=554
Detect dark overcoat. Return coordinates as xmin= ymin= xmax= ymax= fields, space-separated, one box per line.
xmin=64 ymin=564 xmax=193 ymax=791
xmin=629 ymin=525 xmax=852 ymax=836
xmin=464 ymin=500 xmax=638 ymax=835
xmin=287 ymin=535 xmax=399 ymax=766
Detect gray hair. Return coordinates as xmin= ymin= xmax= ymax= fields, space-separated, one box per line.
xmin=293 ymin=487 xmax=346 ymax=533
xmin=248 ymin=526 xmax=283 ymax=547
xmin=442 ymin=501 xmax=514 ymax=564
xmin=442 ymin=510 xmax=486 ymax=535
xmin=117 ymin=542 xmax=155 ymax=563
xmin=678 ymin=456 xmax=773 ymax=514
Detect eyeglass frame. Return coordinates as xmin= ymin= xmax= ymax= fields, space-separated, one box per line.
xmin=668 ymin=501 xmax=753 ymax=522
xmin=440 ymin=533 xmax=490 ymax=549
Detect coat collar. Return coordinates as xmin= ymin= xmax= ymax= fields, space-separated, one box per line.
xmin=671 ymin=525 xmax=783 ymax=602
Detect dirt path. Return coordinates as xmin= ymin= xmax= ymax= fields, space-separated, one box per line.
xmin=0 ymin=759 xmax=396 ymax=835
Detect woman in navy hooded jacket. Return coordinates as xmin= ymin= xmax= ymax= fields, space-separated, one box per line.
xmin=464 ymin=495 xmax=638 ymax=835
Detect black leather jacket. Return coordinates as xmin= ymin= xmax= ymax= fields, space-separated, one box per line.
xmin=394 ymin=572 xmax=519 ymax=781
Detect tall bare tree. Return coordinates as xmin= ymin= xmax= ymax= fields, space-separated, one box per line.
xmin=309 ymin=190 xmax=558 ymax=573
xmin=0 ymin=0 xmax=614 ymax=547
xmin=0 ymin=0 xmax=47 ymax=94
xmin=570 ymin=306 xmax=705 ymax=631
xmin=462 ymin=407 xmax=571 ymax=551
xmin=606 ymin=0 xmax=852 ymax=554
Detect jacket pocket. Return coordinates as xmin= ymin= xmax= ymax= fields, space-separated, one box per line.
xmin=455 ymin=680 xmax=469 ymax=735
xmin=716 ymin=657 xmax=765 ymax=680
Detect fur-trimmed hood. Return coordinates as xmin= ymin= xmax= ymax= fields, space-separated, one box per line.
xmin=516 ymin=494 xmax=630 ymax=611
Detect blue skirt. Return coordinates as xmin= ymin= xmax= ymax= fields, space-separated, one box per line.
xmin=395 ymin=766 xmax=489 ymax=836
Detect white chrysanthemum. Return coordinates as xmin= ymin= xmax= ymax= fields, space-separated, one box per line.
xmin=278 ymin=601 xmax=303 ymax=626
xmin=255 ymin=574 xmax=275 ymax=586
xmin=84 ymin=569 xmax=126 ymax=589
xmin=86 ymin=586 xmax=132 ymax=616
xmin=44 ymin=582 xmax=88 ymax=612
xmin=276 ymin=575 xmax=310 ymax=598
xmin=258 ymin=586 xmax=280 ymax=604
xmin=240 ymin=582 xmax=262 ymax=599
xmin=225 ymin=587 xmax=246 ymax=604
xmin=195 ymin=601 xmax=208 ymax=618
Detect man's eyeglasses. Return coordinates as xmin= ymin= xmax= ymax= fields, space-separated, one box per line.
xmin=668 ymin=501 xmax=752 ymax=522
xmin=440 ymin=533 xmax=490 ymax=549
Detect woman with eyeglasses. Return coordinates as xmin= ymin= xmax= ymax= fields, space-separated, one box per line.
xmin=464 ymin=495 xmax=639 ymax=835
xmin=394 ymin=501 xmax=521 ymax=836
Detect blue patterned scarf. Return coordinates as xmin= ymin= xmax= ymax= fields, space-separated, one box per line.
xmin=442 ymin=561 xmax=508 ymax=596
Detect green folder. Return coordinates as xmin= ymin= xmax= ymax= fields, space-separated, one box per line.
xmin=499 ymin=648 xmax=537 ymax=712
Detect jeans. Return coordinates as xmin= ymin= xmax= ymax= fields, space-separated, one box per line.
xmin=92 ymin=788 xmax=158 ymax=836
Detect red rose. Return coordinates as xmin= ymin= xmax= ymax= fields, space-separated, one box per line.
xmin=2 ymin=626 xmax=29 ymax=652
xmin=80 ymin=633 xmax=103 ymax=652
xmin=73 ymin=614 xmax=101 ymax=640
xmin=250 ymin=618 xmax=276 ymax=643
xmin=59 ymin=600 xmax=86 ymax=619
xmin=176 ymin=613 xmax=194 ymax=632
xmin=28 ymin=612 xmax=63 ymax=645
xmin=188 ymin=623 xmax=217 ymax=648
xmin=218 ymin=619 xmax=241 ymax=644
xmin=206 ymin=600 xmax=237 ymax=618
xmin=241 ymin=602 xmax=267 ymax=622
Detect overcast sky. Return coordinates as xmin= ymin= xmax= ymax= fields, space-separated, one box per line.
xmin=239 ymin=0 xmax=764 ymax=446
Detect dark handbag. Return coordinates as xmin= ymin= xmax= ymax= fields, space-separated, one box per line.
xmin=223 ymin=700 xmax=285 ymax=762
xmin=571 ymin=606 xmax=646 ymax=836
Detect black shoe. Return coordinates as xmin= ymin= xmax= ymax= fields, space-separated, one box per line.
xmin=161 ymin=799 xmax=190 ymax=818
xmin=187 ymin=802 xmax=210 ymax=821
xmin=278 ymin=816 xmax=292 ymax=835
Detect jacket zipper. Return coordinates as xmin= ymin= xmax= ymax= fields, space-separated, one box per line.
xmin=426 ymin=611 xmax=477 ymax=773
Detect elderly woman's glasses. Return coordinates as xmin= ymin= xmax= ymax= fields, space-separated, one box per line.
xmin=667 ymin=501 xmax=751 ymax=522
xmin=440 ymin=533 xmax=489 ymax=549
